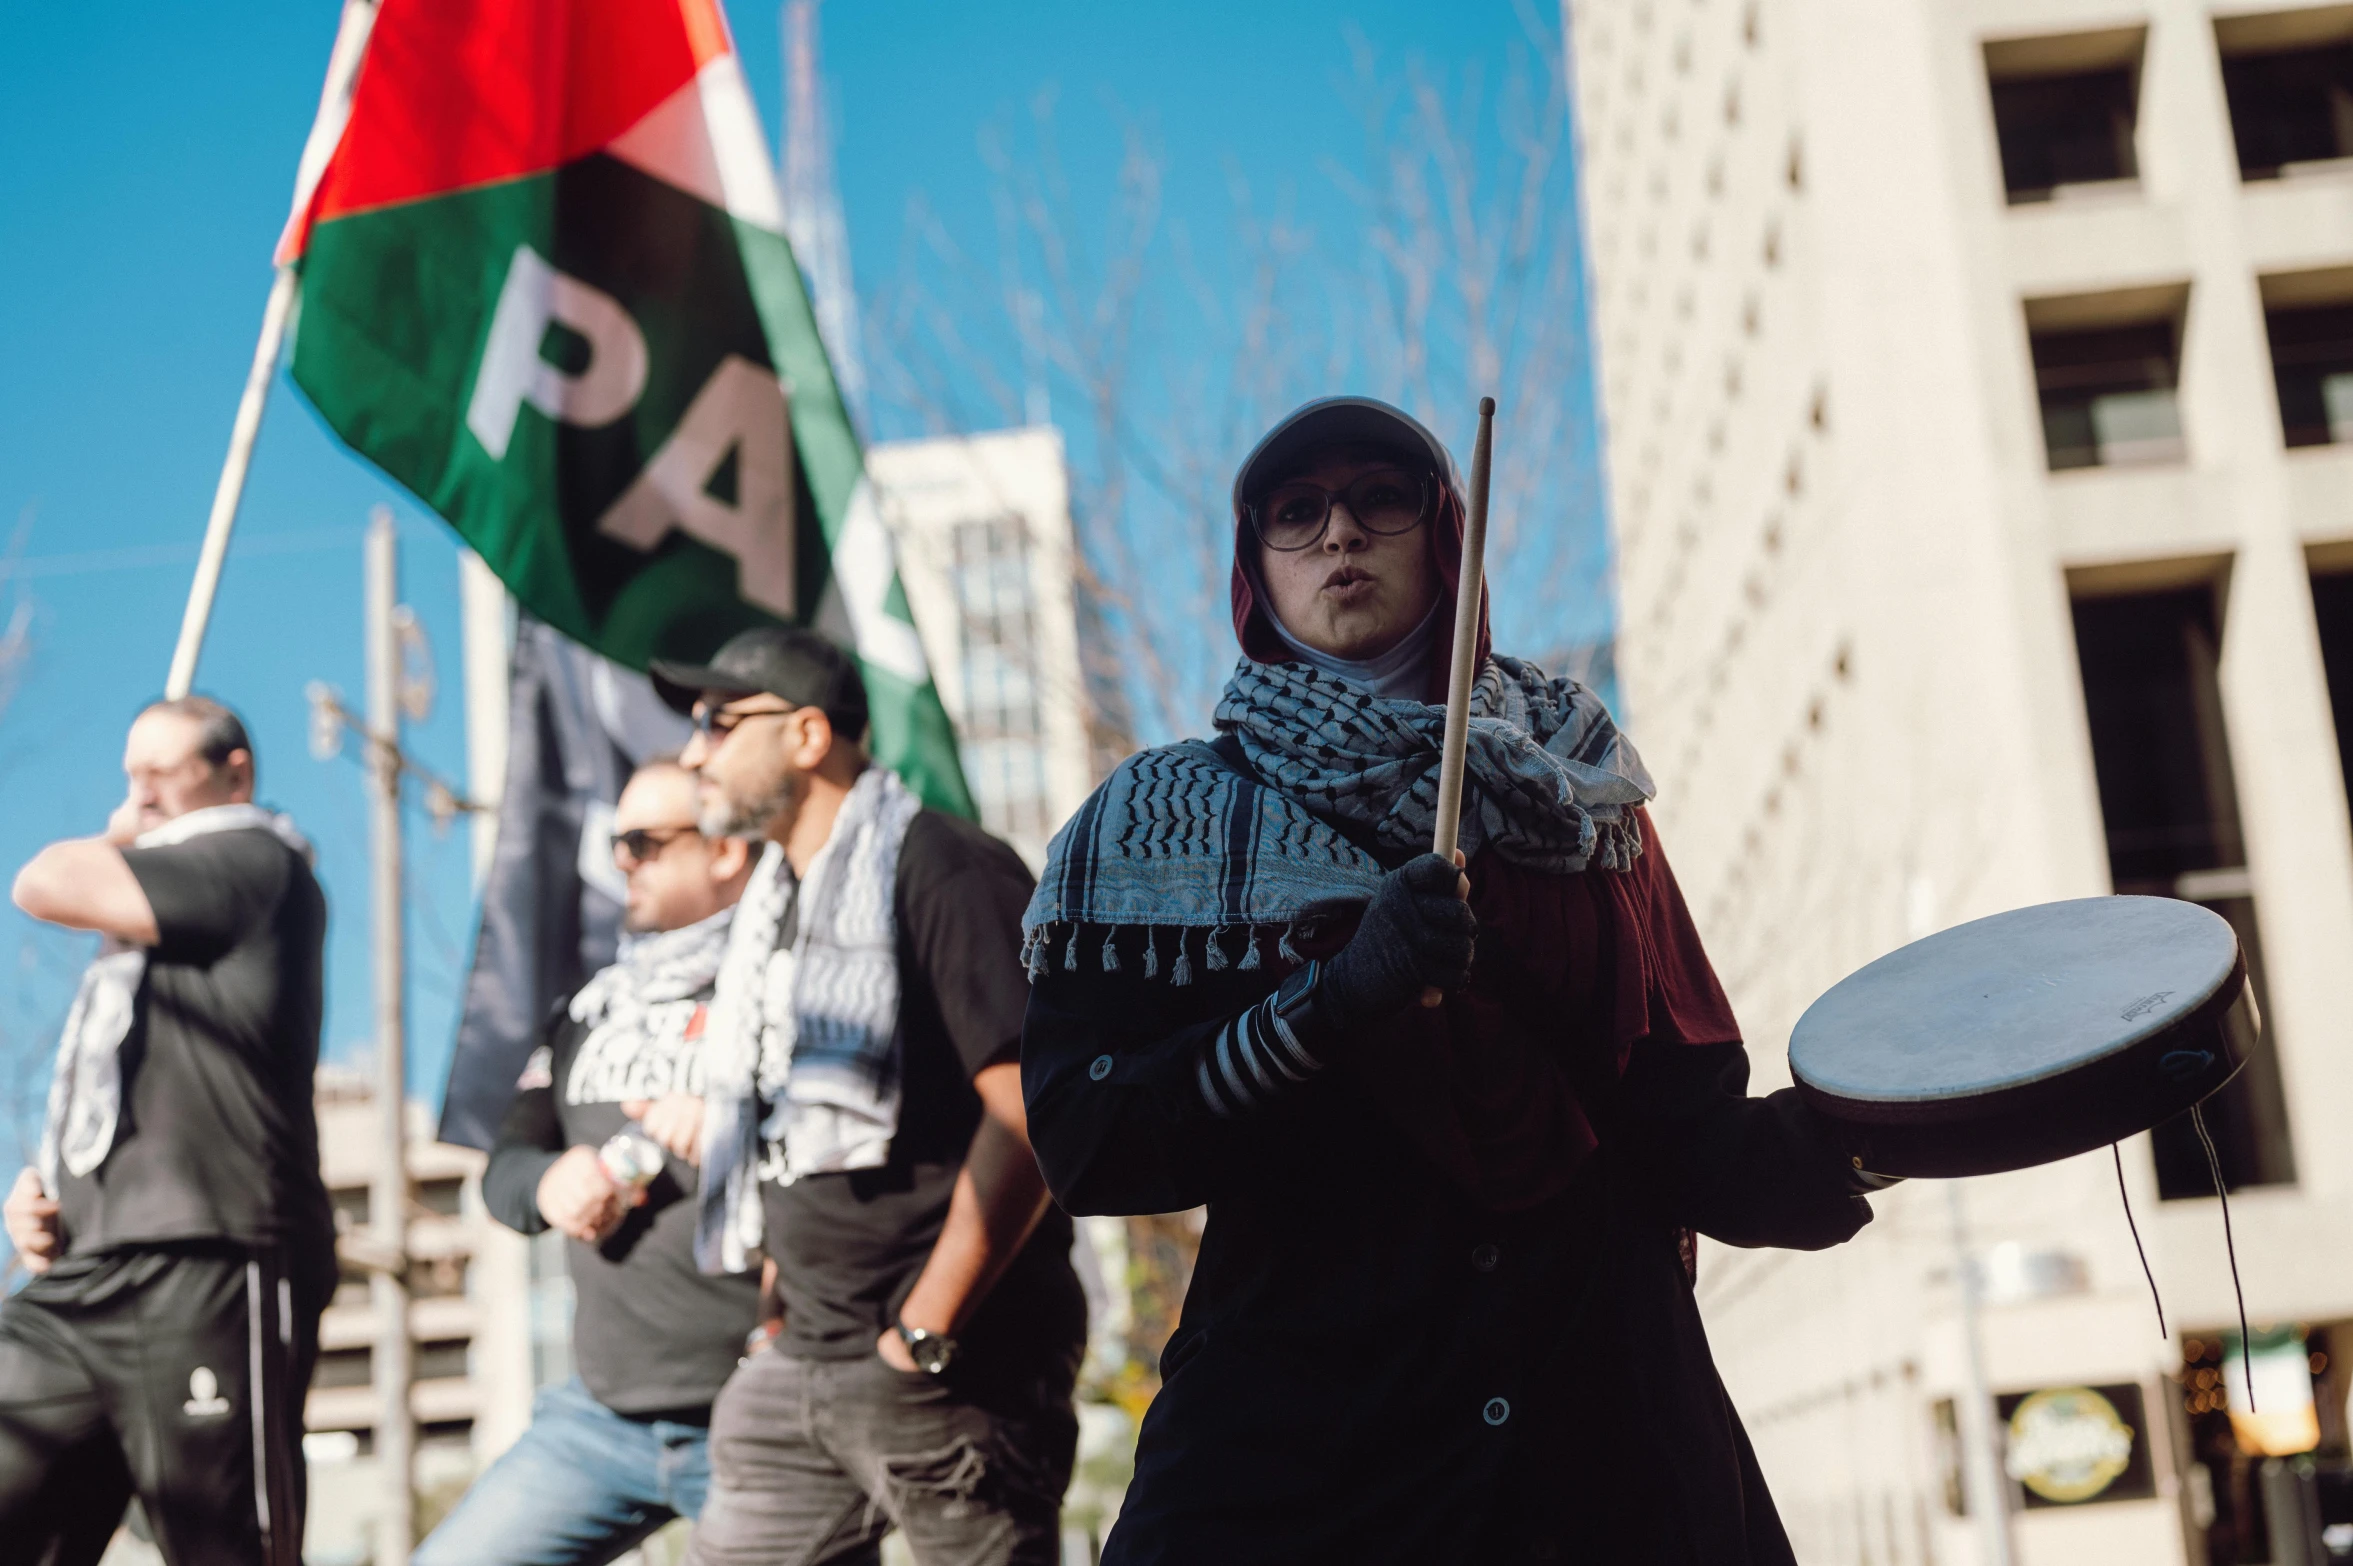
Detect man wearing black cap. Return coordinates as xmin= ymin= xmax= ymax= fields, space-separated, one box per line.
xmin=651 ymin=626 xmax=1085 ymax=1566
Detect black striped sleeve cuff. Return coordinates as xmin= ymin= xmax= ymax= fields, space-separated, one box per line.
xmin=1196 ymin=964 xmax=1329 ymax=1119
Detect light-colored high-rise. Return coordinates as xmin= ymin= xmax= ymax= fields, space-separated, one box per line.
xmin=867 ymin=426 xmax=1104 ymax=869
xmin=1571 ymin=2 xmax=2353 ymax=1561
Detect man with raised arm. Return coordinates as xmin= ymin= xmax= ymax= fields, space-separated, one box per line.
xmin=416 ymin=757 xmax=762 ymax=1566
xmin=1019 ymin=397 xmax=1890 ymax=1566
xmin=658 ymin=627 xmax=1085 ymax=1566
xmin=0 ymin=696 xmax=330 ymax=1566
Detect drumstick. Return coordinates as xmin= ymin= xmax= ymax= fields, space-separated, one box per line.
xmin=1422 ymin=397 xmax=1494 ymax=1008
xmin=1432 ymin=396 xmax=1495 ymax=863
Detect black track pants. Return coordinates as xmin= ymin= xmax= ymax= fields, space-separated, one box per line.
xmin=0 ymin=1244 xmax=321 ymax=1566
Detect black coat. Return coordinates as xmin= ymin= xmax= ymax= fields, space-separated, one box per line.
xmin=1021 ymin=834 xmax=1872 ymax=1566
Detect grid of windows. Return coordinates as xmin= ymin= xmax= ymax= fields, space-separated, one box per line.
xmin=1992 ymin=19 xmax=2353 ymax=464
xmin=948 ymin=515 xmax=1053 ymax=849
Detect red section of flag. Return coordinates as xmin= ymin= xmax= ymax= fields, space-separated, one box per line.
xmin=280 ymin=0 xmax=733 ymax=261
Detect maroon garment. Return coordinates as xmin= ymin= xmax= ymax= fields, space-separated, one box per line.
xmin=1342 ymin=807 xmax=1738 ymax=1212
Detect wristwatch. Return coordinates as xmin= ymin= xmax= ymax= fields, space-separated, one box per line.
xmin=895 ymin=1320 xmax=957 ymax=1376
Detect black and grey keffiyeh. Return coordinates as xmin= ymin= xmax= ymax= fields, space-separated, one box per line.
xmin=695 ymin=764 xmax=923 ymax=1275
xmin=560 ymin=906 xmax=733 ymax=1105
xmin=1021 ymin=655 xmax=1654 ymax=980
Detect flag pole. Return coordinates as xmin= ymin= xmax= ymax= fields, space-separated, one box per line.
xmin=163 ymin=0 xmax=380 ymax=699
xmin=163 ymin=268 xmax=298 ymax=699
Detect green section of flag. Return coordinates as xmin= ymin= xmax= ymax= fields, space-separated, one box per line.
xmin=290 ymin=153 xmax=972 ymax=816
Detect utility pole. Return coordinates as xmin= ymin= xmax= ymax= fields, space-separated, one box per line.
xmin=1947 ymin=1181 xmax=2017 ymax=1566
xmin=365 ymin=506 xmax=416 ymax=1563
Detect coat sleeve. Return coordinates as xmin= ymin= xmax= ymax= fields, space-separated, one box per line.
xmin=481 ymin=1017 xmax=570 ymax=1237
xmin=1598 ymin=812 xmax=1872 ymax=1250
xmin=1609 ymin=1039 xmax=1873 ymax=1250
xmin=1022 ymin=935 xmax=1316 ymax=1217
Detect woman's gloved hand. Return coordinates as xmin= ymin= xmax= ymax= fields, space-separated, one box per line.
xmin=1323 ymin=852 xmax=1476 ymax=1022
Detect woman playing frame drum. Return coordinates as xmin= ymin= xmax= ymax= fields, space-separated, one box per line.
xmin=1017 ymin=396 xmax=1888 ymax=1566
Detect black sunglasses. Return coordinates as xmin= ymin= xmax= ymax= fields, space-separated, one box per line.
xmin=692 ymin=699 xmax=800 ymax=744
xmin=611 ymin=825 xmax=699 ymax=865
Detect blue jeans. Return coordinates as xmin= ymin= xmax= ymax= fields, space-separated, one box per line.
xmin=415 ymin=1378 xmax=714 ymax=1566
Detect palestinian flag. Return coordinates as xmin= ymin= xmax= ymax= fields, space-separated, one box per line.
xmin=279 ymin=0 xmax=969 ymax=813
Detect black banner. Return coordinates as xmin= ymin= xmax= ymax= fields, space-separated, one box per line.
xmin=440 ymin=616 xmax=690 ymax=1149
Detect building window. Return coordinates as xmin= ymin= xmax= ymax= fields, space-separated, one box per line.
xmin=948 ymin=516 xmax=1053 ymax=850
xmin=329 ymin=1184 xmax=370 ymax=1234
xmin=2313 ymin=565 xmax=2353 ymax=833
xmin=416 ymin=1176 xmax=464 ymax=1217
xmin=2217 ymin=11 xmax=2353 ymax=179
xmin=1985 ymin=29 xmax=2145 ymax=203
xmin=2070 ymin=582 xmax=2296 ymax=1196
xmin=414 ymin=1339 xmax=472 ymax=1382
xmin=2031 ymin=310 xmax=2187 ymax=471
xmin=314 ymin=1347 xmax=373 ymax=1389
xmin=2266 ymin=302 xmax=2353 ymax=446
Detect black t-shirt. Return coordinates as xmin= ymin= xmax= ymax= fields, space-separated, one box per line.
xmin=762 ymin=810 xmax=1086 ymax=1396
xmin=58 ymin=826 xmax=335 ymax=1280
xmin=481 ymin=1009 xmax=762 ymax=1416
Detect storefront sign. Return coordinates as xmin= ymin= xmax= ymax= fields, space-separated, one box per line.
xmin=1996 ymin=1383 xmax=2156 ymax=1508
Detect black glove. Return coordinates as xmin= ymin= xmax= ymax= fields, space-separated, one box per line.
xmin=1320 ymin=853 xmax=1477 ymax=1024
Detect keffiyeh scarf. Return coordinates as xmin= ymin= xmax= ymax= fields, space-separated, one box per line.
xmin=561 ymin=906 xmax=733 ymax=1105
xmin=1021 ymin=655 xmax=1654 ymax=979
xmin=695 ymin=765 xmax=923 ymax=1274
xmin=38 ymin=804 xmax=313 ymax=1197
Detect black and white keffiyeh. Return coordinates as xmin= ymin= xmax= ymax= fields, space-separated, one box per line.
xmin=695 ymin=765 xmax=923 ymax=1274
xmin=1021 ymin=655 xmax=1653 ymax=979
xmin=560 ymin=906 xmax=732 ymax=1105
xmin=38 ymin=803 xmax=312 ymax=1197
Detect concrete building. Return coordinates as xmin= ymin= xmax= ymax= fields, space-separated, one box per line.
xmin=302 ymin=1069 xmax=534 ymax=1566
xmin=865 ymin=426 xmax=1103 ymax=869
xmin=1570 ymin=2 xmax=2353 ymax=1562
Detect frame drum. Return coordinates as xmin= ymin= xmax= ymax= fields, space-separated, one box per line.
xmin=1788 ymin=897 xmax=2258 ymax=1179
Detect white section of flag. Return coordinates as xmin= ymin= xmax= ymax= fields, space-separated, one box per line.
xmin=606 ymin=55 xmax=786 ymax=233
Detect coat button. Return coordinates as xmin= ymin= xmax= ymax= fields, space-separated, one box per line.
xmin=1483 ymin=1396 xmax=1511 ymax=1426
xmin=1089 ymin=1054 xmax=1114 ymax=1081
xmin=1471 ymin=1243 xmax=1500 ymax=1272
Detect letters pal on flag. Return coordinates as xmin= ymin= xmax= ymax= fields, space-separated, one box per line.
xmin=279 ymin=0 xmax=969 ymax=814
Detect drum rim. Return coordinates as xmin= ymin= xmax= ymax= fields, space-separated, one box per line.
xmin=1787 ymin=896 xmax=2241 ymax=1105
xmin=1794 ymin=950 xmax=2250 ymax=1128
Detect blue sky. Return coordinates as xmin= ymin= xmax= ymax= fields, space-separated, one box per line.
xmin=0 ymin=0 xmax=1604 ymax=1140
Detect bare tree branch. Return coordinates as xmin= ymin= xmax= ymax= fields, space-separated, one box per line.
xmin=867 ymin=15 xmax=1614 ymax=745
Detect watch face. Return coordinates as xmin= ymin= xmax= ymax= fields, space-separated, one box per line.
xmin=911 ymin=1334 xmax=954 ymax=1375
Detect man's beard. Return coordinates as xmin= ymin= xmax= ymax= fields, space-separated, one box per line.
xmin=701 ymin=765 xmax=803 ymax=841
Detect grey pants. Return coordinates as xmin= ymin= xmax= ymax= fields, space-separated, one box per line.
xmin=685 ymin=1351 xmax=1076 ymax=1566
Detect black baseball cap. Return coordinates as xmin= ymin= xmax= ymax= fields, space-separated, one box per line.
xmin=1230 ymin=395 xmax=1462 ymax=510
xmin=650 ymin=626 xmax=870 ymax=737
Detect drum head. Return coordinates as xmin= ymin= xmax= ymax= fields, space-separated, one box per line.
xmin=1789 ymin=896 xmax=2256 ymax=1178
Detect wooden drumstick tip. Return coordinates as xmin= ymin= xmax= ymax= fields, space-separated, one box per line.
xmin=1479 ymin=395 xmax=1495 ymax=416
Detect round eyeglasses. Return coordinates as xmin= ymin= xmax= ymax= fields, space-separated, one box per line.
xmin=1246 ymin=467 xmax=1433 ymax=552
